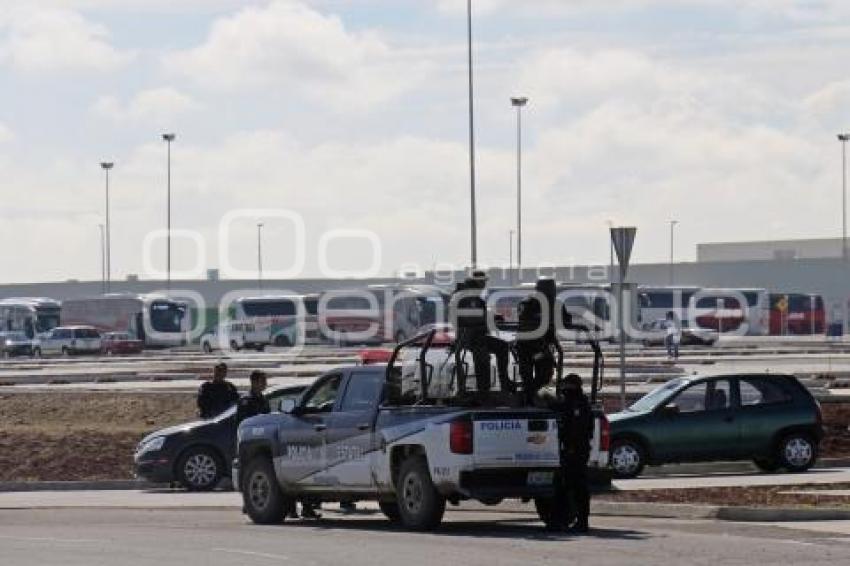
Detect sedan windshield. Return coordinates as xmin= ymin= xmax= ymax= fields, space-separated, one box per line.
xmin=628 ymin=378 xmax=687 ymax=412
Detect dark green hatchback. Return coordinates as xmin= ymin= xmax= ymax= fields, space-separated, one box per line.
xmin=608 ymin=374 xmax=824 ymax=478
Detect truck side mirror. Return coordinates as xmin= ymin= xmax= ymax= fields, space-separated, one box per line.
xmin=279 ymin=398 xmax=297 ymax=414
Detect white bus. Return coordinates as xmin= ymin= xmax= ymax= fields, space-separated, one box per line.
xmin=637 ymin=286 xmax=701 ymax=329
xmin=231 ymin=294 xmax=322 ymax=347
xmin=639 ymin=286 xmax=770 ymax=336
xmin=0 ymin=297 xmax=62 ymax=338
xmin=319 ymin=285 xmax=448 ymax=345
xmin=61 ymin=294 xmax=188 ymax=348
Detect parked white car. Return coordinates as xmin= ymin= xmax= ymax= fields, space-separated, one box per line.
xmin=34 ymin=326 xmax=102 ymax=357
xmin=200 ymin=321 xmax=269 ymax=353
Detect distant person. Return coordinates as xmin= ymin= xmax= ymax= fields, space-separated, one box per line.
xmin=197 ymin=362 xmax=238 ymax=419
xmin=236 ymin=371 xmax=270 ymax=424
xmin=665 ymin=311 xmax=681 ymax=360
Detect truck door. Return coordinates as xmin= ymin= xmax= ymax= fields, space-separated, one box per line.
xmin=277 ymin=373 xmax=343 ymax=488
xmin=324 ymin=371 xmax=385 ymax=490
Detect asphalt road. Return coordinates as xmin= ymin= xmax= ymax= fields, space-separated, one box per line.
xmin=0 ymin=507 xmax=848 ymax=566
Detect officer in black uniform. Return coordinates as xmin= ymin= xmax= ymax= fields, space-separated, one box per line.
xmin=452 ymin=271 xmax=511 ymax=395
xmin=553 ymin=373 xmax=593 ymax=533
xmin=197 ymin=362 xmax=239 ymax=418
xmin=515 ymin=278 xmax=558 ymax=404
xmin=236 ymin=370 xmax=270 ymax=424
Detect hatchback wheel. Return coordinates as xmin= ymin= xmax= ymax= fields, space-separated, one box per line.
xmin=778 ymin=433 xmax=817 ymax=473
xmin=177 ymin=447 xmax=222 ymax=491
xmin=610 ymin=439 xmax=645 ymax=479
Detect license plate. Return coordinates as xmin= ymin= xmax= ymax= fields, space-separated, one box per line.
xmin=527 ymin=471 xmax=554 ymax=486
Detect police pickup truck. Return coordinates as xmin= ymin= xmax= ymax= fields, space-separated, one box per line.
xmin=235 ymin=331 xmax=610 ymax=531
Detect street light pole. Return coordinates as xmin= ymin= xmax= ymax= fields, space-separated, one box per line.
xmin=669 ymin=220 xmax=678 ymax=285
xmin=511 ymin=96 xmax=528 ymax=282
xmin=162 ymin=133 xmax=176 ymax=288
xmin=839 ymin=134 xmax=850 ymax=260
xmin=509 ymin=229 xmax=514 ymax=286
xmin=99 ymin=224 xmax=106 ymax=294
xmin=257 ymin=222 xmax=264 ymax=290
xmin=467 ymin=0 xmax=477 ymax=269
xmin=100 ymin=162 xmax=113 ymax=292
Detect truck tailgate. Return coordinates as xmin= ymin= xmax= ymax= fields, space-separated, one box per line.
xmin=472 ymin=413 xmax=560 ymax=468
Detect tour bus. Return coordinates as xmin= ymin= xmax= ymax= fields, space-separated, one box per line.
xmin=319 ymin=285 xmax=448 ymax=345
xmin=637 ymin=286 xmax=701 ymax=329
xmin=769 ymin=293 xmax=826 ymax=335
xmin=639 ymin=286 xmax=769 ymax=336
xmin=230 ymin=294 xmax=322 ymax=347
xmin=60 ymin=294 xmax=188 ymax=348
xmin=489 ymin=283 xmax=614 ymax=337
xmin=0 ymin=297 xmax=61 ymax=338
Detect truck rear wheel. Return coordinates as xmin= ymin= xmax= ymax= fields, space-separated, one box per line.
xmin=396 ymin=456 xmax=445 ymax=531
xmin=242 ymin=456 xmax=289 ymax=525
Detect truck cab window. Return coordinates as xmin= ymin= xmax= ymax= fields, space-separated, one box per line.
xmin=340 ymin=373 xmax=384 ymax=413
xmin=302 ymin=375 xmax=342 ymax=413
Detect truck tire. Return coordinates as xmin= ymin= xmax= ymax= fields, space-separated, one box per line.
xmin=396 ymin=456 xmax=445 ymax=531
xmin=242 ymin=456 xmax=289 ymax=525
xmin=777 ymin=433 xmax=817 ymax=473
xmin=202 ymin=341 xmax=213 ymax=354
xmin=176 ymin=446 xmax=222 ymax=491
xmin=378 ymin=501 xmax=402 ymax=523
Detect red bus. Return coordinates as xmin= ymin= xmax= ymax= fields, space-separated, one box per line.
xmin=769 ymin=293 xmax=825 ymax=335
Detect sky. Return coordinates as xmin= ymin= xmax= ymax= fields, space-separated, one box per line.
xmin=1 ymin=0 xmax=850 ymax=284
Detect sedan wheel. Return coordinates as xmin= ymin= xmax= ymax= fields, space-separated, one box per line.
xmin=779 ymin=434 xmax=817 ymax=472
xmin=610 ymin=440 xmax=645 ymax=479
xmin=177 ymin=448 xmax=221 ymax=491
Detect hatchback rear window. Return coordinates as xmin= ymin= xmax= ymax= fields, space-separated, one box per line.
xmin=739 ymin=378 xmax=794 ymax=406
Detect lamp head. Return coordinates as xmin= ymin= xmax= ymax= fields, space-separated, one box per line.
xmin=511 ymin=97 xmax=529 ymax=107
xmin=100 ymin=162 xmax=114 ymax=170
xmin=162 ymin=133 xmax=176 ymax=142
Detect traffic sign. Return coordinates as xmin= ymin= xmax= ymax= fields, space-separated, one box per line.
xmin=610 ymin=227 xmax=637 ymax=279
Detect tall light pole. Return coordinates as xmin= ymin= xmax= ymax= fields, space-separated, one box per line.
xmin=162 ymin=133 xmax=176 ymax=288
xmin=669 ymin=220 xmax=678 ymax=285
xmin=98 ymin=224 xmax=106 ymax=294
xmin=100 ymin=162 xmax=113 ymax=292
xmin=467 ymin=0 xmax=478 ymax=269
xmin=257 ymin=222 xmax=264 ymax=290
xmin=511 ymin=96 xmax=528 ymax=282
xmin=839 ymin=133 xmax=849 ymax=260
xmin=606 ymin=220 xmax=614 ymax=283
xmin=509 ymin=229 xmax=514 ymax=286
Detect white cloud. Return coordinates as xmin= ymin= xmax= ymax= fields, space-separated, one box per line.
xmin=165 ymin=0 xmax=429 ymax=109
xmin=804 ymin=80 xmax=850 ymax=124
xmin=0 ymin=122 xmax=12 ymax=143
xmin=91 ymin=87 xmax=199 ymax=126
xmin=0 ymin=6 xmax=130 ymax=73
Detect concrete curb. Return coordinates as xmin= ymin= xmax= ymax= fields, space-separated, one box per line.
xmin=715 ymin=506 xmax=850 ymax=522
xmin=639 ymin=458 xmax=850 ymax=478
xmin=0 ymin=480 xmax=165 ymax=492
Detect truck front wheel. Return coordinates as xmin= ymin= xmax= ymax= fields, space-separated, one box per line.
xmin=242 ymin=457 xmax=289 ymax=525
xmin=396 ymin=456 xmax=445 ymax=531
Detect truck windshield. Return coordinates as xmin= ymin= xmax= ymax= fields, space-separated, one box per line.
xmin=242 ymin=300 xmax=296 ymax=317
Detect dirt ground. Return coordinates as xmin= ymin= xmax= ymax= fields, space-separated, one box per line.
xmin=0 ymin=391 xmax=848 ymax=482
xmin=600 ymin=482 xmax=850 ymax=508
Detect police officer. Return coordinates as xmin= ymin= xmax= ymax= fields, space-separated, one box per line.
xmin=453 ymin=271 xmax=511 ymax=395
xmin=197 ymin=362 xmax=239 ymax=419
xmin=553 ymin=373 xmax=592 ymax=533
xmin=515 ymin=278 xmax=558 ymax=404
xmin=236 ymin=370 xmax=270 ymax=424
